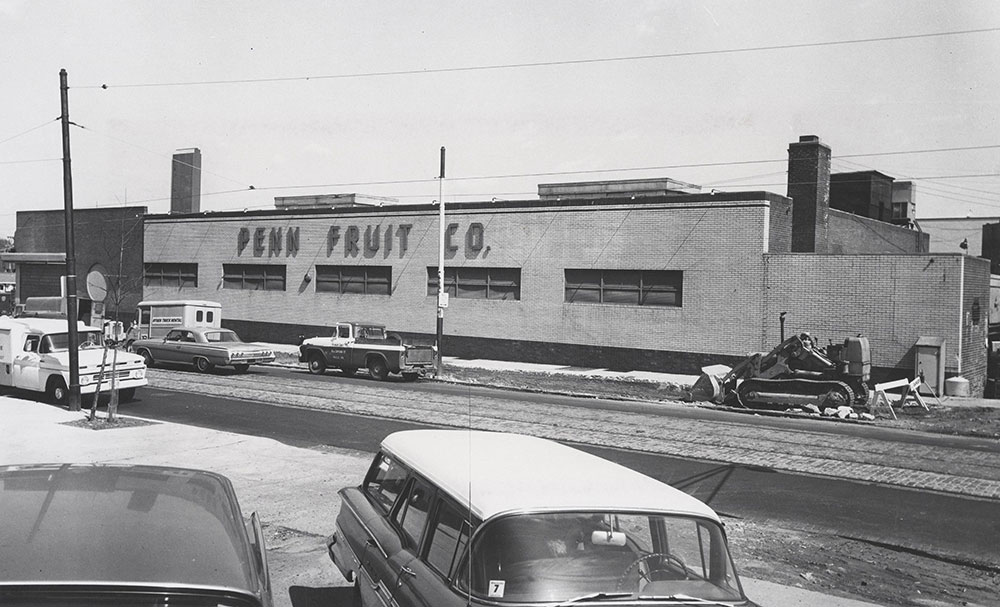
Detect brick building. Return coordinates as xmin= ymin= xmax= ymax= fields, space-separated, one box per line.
xmin=3 ymin=206 xmax=146 ymax=325
xmin=141 ymin=135 xmax=990 ymax=393
xmin=4 ymin=135 xmax=989 ymax=393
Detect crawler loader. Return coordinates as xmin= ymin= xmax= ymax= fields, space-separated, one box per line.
xmin=695 ymin=333 xmax=871 ymax=410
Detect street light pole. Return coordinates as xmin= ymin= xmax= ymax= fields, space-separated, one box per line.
xmin=436 ymin=146 xmax=446 ymax=374
xmin=60 ymin=68 xmax=81 ymax=411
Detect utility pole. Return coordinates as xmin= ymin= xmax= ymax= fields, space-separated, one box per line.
xmin=60 ymin=68 xmax=81 ymax=411
xmin=435 ymin=146 xmax=446 ymax=374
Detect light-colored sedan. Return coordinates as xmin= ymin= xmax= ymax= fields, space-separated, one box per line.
xmin=131 ymin=326 xmax=275 ymax=373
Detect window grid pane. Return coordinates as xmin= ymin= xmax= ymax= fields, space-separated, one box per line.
xmin=222 ymin=264 xmax=286 ymax=291
xmin=144 ymin=263 xmax=198 ymax=288
xmin=316 ymin=266 xmax=392 ymax=295
xmin=564 ymin=269 xmax=682 ymax=307
xmin=427 ymin=267 xmax=521 ymax=301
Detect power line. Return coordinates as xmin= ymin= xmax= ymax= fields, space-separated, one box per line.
xmin=0 ymin=118 xmax=58 ymax=146
xmin=70 ymin=122 xmax=250 ymax=189
xmin=80 ymin=26 xmax=1000 ymax=90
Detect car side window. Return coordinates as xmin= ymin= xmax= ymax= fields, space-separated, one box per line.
xmin=365 ymin=453 xmax=409 ymax=512
xmin=166 ymin=330 xmax=182 ymax=341
xmin=423 ymin=497 xmax=471 ymax=579
xmin=394 ymin=477 xmax=433 ymax=548
xmin=23 ymin=335 xmax=40 ymax=353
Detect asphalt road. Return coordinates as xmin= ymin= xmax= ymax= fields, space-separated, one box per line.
xmin=116 ymin=364 xmax=1000 ymax=570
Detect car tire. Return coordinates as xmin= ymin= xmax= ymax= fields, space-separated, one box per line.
xmin=308 ymin=353 xmax=327 ymax=375
xmin=47 ymin=377 xmax=69 ymax=406
xmin=119 ymin=387 xmax=136 ymax=402
xmin=234 ymin=364 xmax=250 ymax=373
xmin=138 ymin=349 xmax=154 ymax=368
xmin=367 ymin=357 xmax=389 ymax=381
xmin=194 ymin=357 xmax=214 ymax=373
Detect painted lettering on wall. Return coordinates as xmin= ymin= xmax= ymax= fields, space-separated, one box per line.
xmin=237 ymin=222 xmax=484 ymax=259
xmin=327 ymin=224 xmax=414 ymax=258
xmin=237 ymin=227 xmax=300 ymax=257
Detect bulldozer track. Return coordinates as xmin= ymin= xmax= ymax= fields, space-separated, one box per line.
xmin=735 ymin=378 xmax=855 ymax=411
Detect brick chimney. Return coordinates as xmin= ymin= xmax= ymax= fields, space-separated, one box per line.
xmin=170 ymin=148 xmax=202 ymax=214
xmin=787 ymin=135 xmax=831 ymax=253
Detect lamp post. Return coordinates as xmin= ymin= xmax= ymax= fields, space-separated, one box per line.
xmin=436 ymin=146 xmax=446 ymax=374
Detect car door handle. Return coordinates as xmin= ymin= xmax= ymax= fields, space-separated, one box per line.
xmin=400 ymin=566 xmax=416 ymax=578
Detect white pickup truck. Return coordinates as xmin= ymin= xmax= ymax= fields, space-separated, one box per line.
xmin=0 ymin=315 xmax=148 ymax=404
xmin=298 ymin=322 xmax=436 ymax=381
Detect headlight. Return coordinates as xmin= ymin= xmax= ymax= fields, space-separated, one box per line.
xmin=80 ymin=375 xmax=93 ymax=386
xmin=131 ymin=368 xmax=145 ymax=379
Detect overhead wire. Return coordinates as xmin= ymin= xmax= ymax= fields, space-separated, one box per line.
xmin=77 ymin=26 xmax=1000 ymax=90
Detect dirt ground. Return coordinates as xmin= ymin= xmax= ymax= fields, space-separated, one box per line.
xmin=434 ymin=365 xmax=1000 ymax=606
xmin=727 ymin=518 xmax=1000 ymax=607
xmin=261 ymin=518 xmax=1000 ymax=607
xmin=258 ymin=361 xmax=1000 ymax=605
xmin=438 ymin=364 xmax=1000 ymax=440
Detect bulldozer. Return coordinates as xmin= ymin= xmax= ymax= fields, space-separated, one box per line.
xmin=692 ymin=333 xmax=871 ymax=411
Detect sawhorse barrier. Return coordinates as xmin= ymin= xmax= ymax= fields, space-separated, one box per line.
xmin=870 ymin=376 xmax=940 ymax=419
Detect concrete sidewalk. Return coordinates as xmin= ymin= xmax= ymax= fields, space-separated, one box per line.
xmin=1 ymin=395 xmax=884 ymax=607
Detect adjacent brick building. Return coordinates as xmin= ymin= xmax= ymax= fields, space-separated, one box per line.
xmin=6 ymin=135 xmax=991 ymax=394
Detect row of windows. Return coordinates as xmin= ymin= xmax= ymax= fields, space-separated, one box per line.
xmin=144 ymin=263 xmax=683 ymax=307
xmin=366 ymin=452 xmax=474 ymax=581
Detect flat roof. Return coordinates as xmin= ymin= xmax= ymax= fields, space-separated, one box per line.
xmin=144 ymin=190 xmax=788 ymax=224
xmin=381 ymin=430 xmax=719 ymax=522
xmin=0 ymin=464 xmax=258 ymax=596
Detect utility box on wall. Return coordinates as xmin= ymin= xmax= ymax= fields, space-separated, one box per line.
xmin=914 ymin=336 xmax=946 ymax=396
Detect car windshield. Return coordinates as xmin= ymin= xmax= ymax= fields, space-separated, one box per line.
xmin=458 ymin=512 xmax=743 ymax=603
xmin=43 ymin=331 xmax=103 ymax=352
xmin=205 ymin=330 xmax=241 ymax=343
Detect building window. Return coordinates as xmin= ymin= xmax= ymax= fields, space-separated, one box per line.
xmin=144 ymin=263 xmax=198 ymax=288
xmin=564 ymin=269 xmax=682 ymax=307
xmin=223 ymin=264 xmax=286 ymax=291
xmin=316 ymin=265 xmax=391 ymax=295
xmin=427 ymin=267 xmax=521 ymax=301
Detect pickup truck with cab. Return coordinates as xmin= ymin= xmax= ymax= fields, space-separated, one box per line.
xmin=298 ymin=322 xmax=435 ymax=381
xmin=0 ymin=315 xmax=147 ymax=404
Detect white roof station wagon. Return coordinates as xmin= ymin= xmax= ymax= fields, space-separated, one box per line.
xmin=327 ymin=430 xmax=756 ymax=607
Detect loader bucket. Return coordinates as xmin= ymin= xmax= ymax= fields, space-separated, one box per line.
xmin=688 ymin=372 xmax=722 ymax=402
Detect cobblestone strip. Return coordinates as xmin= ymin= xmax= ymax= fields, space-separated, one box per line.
xmin=153 ymin=371 xmax=1000 ymax=500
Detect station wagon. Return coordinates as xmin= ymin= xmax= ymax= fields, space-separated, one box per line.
xmin=327 ymin=430 xmax=755 ymax=606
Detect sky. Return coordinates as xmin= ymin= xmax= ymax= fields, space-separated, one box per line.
xmin=2 ymin=0 xmax=999 ymax=239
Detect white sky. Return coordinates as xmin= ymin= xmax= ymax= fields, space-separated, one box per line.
xmin=2 ymin=0 xmax=999 ymax=239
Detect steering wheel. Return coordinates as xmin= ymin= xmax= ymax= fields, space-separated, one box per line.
xmin=616 ymin=552 xmax=688 ymax=591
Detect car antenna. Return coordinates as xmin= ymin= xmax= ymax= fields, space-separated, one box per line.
xmin=466 ymin=389 xmax=474 ymax=607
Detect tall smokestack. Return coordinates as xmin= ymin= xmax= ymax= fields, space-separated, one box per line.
xmin=787 ymin=135 xmax=830 ymax=253
xmin=171 ymin=148 xmax=202 ymax=214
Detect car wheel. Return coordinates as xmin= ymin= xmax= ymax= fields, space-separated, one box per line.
xmin=47 ymin=377 xmax=69 ymax=406
xmin=194 ymin=357 xmax=214 ymax=373
xmin=308 ymin=353 xmax=327 ymax=375
xmin=119 ymin=387 xmax=136 ymax=402
xmin=138 ymin=349 xmax=154 ymax=368
xmin=367 ymin=357 xmax=389 ymax=381
xmin=234 ymin=364 xmax=250 ymax=373
xmin=402 ymin=372 xmax=419 ymax=382
xmin=341 ymin=366 xmax=357 ymax=376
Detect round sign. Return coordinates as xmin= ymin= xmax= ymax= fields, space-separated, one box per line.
xmin=86 ymin=269 xmax=108 ymax=302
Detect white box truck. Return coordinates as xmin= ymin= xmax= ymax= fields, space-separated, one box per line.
xmin=131 ymin=300 xmax=222 ymax=345
xmin=0 ymin=315 xmax=147 ymax=404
